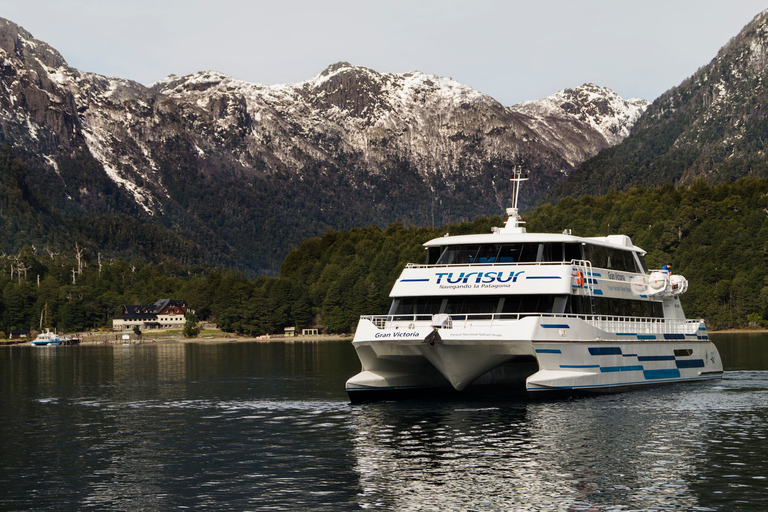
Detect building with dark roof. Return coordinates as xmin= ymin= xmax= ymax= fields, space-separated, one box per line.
xmin=112 ymin=299 xmax=189 ymax=332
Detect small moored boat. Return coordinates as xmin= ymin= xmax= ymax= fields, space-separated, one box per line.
xmin=31 ymin=330 xmax=61 ymax=347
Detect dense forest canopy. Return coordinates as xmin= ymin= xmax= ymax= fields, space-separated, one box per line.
xmin=1 ymin=177 xmax=767 ymax=335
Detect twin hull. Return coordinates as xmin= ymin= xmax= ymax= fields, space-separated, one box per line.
xmin=346 ymin=315 xmax=722 ymax=401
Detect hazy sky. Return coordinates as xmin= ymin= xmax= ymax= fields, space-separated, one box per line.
xmin=2 ymin=1 xmax=766 ymax=105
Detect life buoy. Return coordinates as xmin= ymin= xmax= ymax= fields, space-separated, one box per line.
xmin=575 ymin=270 xmax=585 ymax=288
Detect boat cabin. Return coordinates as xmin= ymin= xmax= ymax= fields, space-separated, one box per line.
xmin=386 ymin=234 xmax=666 ymax=320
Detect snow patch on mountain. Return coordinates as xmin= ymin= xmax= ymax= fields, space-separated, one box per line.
xmin=508 ymin=84 xmax=648 ymax=167
xmin=512 ymin=83 xmax=648 ymax=146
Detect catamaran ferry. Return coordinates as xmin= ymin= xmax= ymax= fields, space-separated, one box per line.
xmin=346 ymin=169 xmax=723 ymax=402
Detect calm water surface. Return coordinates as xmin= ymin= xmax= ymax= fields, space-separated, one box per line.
xmin=1 ymin=334 xmax=767 ymax=511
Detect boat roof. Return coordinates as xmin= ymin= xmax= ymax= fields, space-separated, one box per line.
xmin=423 ymin=231 xmax=646 ymax=254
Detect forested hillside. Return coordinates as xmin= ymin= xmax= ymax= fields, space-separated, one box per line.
xmin=0 ymin=147 xmax=219 ymax=266
xmin=2 ymin=179 xmax=767 ymax=335
xmin=528 ymin=179 xmax=768 ymax=329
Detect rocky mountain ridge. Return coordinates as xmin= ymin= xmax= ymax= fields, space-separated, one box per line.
xmin=0 ymin=17 xmax=648 ymax=273
xmin=551 ymin=8 xmax=768 ymax=197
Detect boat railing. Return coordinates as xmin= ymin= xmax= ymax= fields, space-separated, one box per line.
xmin=362 ymin=313 xmax=703 ymax=335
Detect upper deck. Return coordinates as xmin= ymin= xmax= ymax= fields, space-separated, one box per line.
xmin=422 ymin=232 xmax=647 ymax=269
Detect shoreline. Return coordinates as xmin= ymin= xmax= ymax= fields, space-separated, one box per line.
xmin=102 ymin=334 xmax=354 ymax=345
xmin=709 ymin=329 xmax=768 ymax=334
xmin=1 ymin=334 xmax=353 ymax=346
xmin=4 ymin=329 xmax=767 ymax=347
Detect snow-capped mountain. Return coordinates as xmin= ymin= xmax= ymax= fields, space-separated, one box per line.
xmin=510 ymin=84 xmax=648 ymax=166
xmin=0 ymin=17 xmax=647 ymax=273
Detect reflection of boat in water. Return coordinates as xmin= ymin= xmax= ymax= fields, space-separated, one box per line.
xmin=31 ymin=330 xmax=61 ymax=347
xmin=346 ymin=394 xmax=708 ymax=510
xmin=346 ymin=168 xmax=723 ymax=402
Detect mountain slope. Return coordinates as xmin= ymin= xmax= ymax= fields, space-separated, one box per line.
xmin=0 ymin=18 xmax=647 ymax=274
xmin=550 ymin=9 xmax=768 ymax=199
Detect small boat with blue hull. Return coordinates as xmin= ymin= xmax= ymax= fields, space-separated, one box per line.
xmin=31 ymin=329 xmax=61 ymax=347
xmin=346 ymin=169 xmax=723 ymax=402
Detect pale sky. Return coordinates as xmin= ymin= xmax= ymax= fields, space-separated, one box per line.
xmin=2 ymin=1 xmax=766 ymax=105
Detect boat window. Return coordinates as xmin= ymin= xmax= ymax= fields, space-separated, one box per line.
xmin=497 ymin=243 xmax=549 ymax=262
xmin=476 ymin=245 xmax=501 ymax=263
xmin=426 ymin=247 xmax=442 ymax=265
xmin=389 ymin=295 xmax=562 ymax=316
xmin=431 ymin=243 xmax=584 ymax=265
xmin=436 ymin=245 xmax=483 ymax=264
xmin=635 ymin=253 xmax=649 ymax=273
xmin=444 ymin=296 xmax=501 ymax=315
xmin=564 ymin=243 xmax=582 ymax=262
xmin=389 ymin=297 xmax=442 ymax=316
xmin=566 ymin=296 xmax=664 ymax=317
xmin=584 ymin=245 xmax=639 ymax=272
xmin=500 ymin=295 xmax=555 ymax=314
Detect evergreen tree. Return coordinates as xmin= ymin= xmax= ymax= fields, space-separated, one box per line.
xmin=183 ymin=312 xmax=200 ymax=338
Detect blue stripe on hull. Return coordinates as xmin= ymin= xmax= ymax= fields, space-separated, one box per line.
xmin=676 ymin=359 xmax=705 ymax=368
xmin=638 ymin=355 xmax=675 ymax=361
xmin=588 ymin=347 xmax=622 ymax=356
xmin=643 ymin=368 xmax=681 ymax=380
xmin=527 ymin=374 xmax=722 ymax=392
xmin=600 ymin=365 xmax=643 ymax=373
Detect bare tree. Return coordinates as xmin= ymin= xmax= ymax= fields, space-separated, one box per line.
xmin=75 ymin=243 xmax=85 ymax=276
xmin=10 ymin=255 xmax=20 ymax=281
xmin=15 ymin=260 xmax=29 ymax=283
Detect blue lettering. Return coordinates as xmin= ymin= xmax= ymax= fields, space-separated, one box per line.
xmin=496 ymin=270 xmax=525 ymax=283
xmin=463 ymin=272 xmax=480 ymax=284
xmin=496 ymin=271 xmax=515 ymax=283
xmin=482 ymin=272 xmax=498 ymax=283
xmin=435 ymin=272 xmax=450 ymax=284
xmin=447 ymin=273 xmax=464 ymax=284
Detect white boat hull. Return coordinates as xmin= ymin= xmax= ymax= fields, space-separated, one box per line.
xmin=346 ymin=316 xmax=722 ymax=401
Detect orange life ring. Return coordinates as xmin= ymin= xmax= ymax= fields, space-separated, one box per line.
xmin=576 ymin=270 xmax=585 ymax=288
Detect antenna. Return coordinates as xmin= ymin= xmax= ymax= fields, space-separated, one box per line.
xmin=499 ymin=165 xmax=528 ymax=234
xmin=511 ymin=165 xmax=528 ymax=211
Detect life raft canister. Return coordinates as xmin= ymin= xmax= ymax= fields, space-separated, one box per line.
xmin=648 ymin=271 xmax=668 ymax=291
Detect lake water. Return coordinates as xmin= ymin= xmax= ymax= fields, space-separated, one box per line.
xmin=1 ymin=333 xmax=767 ymax=511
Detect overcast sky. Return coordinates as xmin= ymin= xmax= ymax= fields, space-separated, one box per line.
xmin=2 ymin=1 xmax=766 ymax=105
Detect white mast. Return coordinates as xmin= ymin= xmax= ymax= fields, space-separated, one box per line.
xmin=498 ymin=165 xmax=528 ymax=234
